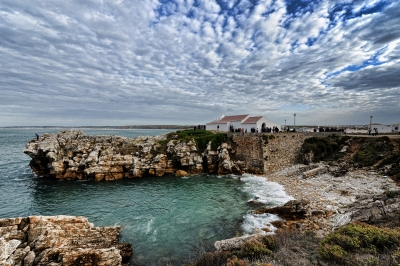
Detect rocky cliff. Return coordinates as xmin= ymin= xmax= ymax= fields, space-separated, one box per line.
xmin=24 ymin=130 xmax=268 ymax=180
xmin=0 ymin=215 xmax=132 ymax=266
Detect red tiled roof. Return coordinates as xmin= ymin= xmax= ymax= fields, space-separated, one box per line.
xmin=207 ymin=114 xmax=249 ymax=124
xmin=242 ymin=116 xmax=262 ymax=124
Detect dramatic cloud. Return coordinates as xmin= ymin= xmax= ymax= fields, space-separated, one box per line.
xmin=0 ymin=0 xmax=399 ymax=126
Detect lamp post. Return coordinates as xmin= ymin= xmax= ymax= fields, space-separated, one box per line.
xmin=294 ymin=113 xmax=296 ymax=127
xmin=370 ymin=115 xmax=373 ymax=129
xmin=285 ymin=119 xmax=286 ymax=126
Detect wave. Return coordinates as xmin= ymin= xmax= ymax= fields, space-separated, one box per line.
xmin=234 ymin=174 xmax=294 ymax=235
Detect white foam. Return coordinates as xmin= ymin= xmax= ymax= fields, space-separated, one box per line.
xmin=235 ymin=174 xmax=294 ymax=235
xmin=146 ymin=218 xmax=154 ymax=234
xmin=242 ymin=212 xmax=281 ymax=235
xmin=240 ymin=174 xmax=294 ymax=206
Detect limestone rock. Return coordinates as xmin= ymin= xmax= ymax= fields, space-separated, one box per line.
xmin=0 ymin=215 xmax=132 ymax=266
xmin=214 ymin=234 xmax=264 ymax=251
xmin=175 ymin=170 xmax=188 ymax=177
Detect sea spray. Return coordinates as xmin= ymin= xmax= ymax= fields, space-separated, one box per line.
xmin=238 ymin=174 xmax=295 ymax=235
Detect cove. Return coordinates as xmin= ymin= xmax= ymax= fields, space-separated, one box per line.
xmin=0 ymin=129 xmax=292 ymax=265
xmin=22 ymin=174 xmax=252 ymax=265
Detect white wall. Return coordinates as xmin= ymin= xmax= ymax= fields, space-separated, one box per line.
xmin=207 ymin=123 xmax=229 ymax=132
xmin=206 ymin=124 xmax=218 ymax=131
xmin=241 ymin=123 xmax=257 ymax=132
xmin=374 ymin=125 xmax=392 ymax=133
xmin=230 ymin=121 xmax=243 ymax=130
xmin=257 ymin=117 xmax=281 ymax=131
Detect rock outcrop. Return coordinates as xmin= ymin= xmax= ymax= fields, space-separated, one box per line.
xmin=23 ymin=130 xmax=208 ymax=180
xmin=23 ymin=130 xmax=267 ymax=180
xmin=0 ymin=215 xmax=132 ymax=266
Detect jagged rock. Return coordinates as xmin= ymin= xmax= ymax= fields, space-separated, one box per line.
xmin=214 ymin=234 xmax=264 ymax=251
xmin=254 ymin=200 xmax=310 ymax=220
xmin=0 ymin=215 xmax=132 ymax=266
xmin=24 ymin=130 xmax=267 ymax=180
xmin=331 ymin=191 xmax=400 ymax=229
xmin=23 ymin=251 xmax=35 ymax=266
xmin=175 ymin=170 xmax=188 ymax=177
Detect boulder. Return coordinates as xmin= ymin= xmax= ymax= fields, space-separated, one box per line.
xmin=254 ymin=200 xmax=310 ymax=220
xmin=175 ymin=170 xmax=188 ymax=177
xmin=214 ymin=234 xmax=264 ymax=251
xmin=0 ymin=215 xmax=132 ymax=266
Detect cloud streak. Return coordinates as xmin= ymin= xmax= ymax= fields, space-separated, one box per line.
xmin=0 ymin=0 xmax=399 ymax=126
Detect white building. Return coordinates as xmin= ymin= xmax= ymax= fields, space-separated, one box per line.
xmin=370 ymin=123 xmax=393 ymax=133
xmin=206 ymin=114 xmax=281 ymax=132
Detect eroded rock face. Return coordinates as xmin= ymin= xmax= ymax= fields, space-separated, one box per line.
xmin=24 ymin=130 xmax=207 ymax=180
xmin=24 ymin=130 xmax=262 ymax=180
xmin=0 ymin=215 xmax=132 ymax=266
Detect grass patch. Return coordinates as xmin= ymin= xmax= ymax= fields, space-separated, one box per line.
xmin=352 ymin=137 xmax=393 ymax=166
xmin=159 ymin=129 xmax=227 ymax=152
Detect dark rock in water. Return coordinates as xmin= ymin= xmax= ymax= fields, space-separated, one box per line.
xmin=0 ymin=215 xmax=132 ymax=266
xmin=253 ymin=200 xmax=310 ymax=220
xmin=247 ymin=200 xmax=265 ymax=207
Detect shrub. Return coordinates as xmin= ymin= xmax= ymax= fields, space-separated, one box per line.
xmin=301 ymin=136 xmax=346 ymax=161
xmin=239 ymin=239 xmax=272 ymax=258
xmin=226 ymin=256 xmax=250 ymax=266
xmin=352 ymin=137 xmax=393 ymax=166
xmin=319 ymin=244 xmax=347 ymax=262
xmin=320 ymin=222 xmax=400 ymax=263
xmin=194 ymin=251 xmax=230 ymax=266
xmin=261 ymin=235 xmax=278 ymax=251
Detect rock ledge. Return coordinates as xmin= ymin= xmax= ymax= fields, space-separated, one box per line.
xmin=0 ymin=215 xmax=132 ymax=266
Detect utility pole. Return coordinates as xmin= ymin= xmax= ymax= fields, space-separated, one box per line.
xmin=294 ymin=113 xmax=296 ymax=127
xmin=370 ymin=115 xmax=373 ymax=129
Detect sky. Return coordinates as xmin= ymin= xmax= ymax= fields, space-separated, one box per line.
xmin=0 ymin=0 xmax=399 ymax=127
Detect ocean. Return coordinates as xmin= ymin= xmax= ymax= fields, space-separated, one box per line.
xmin=0 ymin=128 xmax=293 ymax=265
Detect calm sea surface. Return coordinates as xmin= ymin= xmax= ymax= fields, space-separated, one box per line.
xmin=0 ymin=128 xmax=292 ymax=265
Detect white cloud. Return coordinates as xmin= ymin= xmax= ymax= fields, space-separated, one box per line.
xmin=0 ymin=0 xmax=399 ymax=127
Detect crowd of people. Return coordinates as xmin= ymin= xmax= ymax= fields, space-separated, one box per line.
xmin=368 ymin=127 xmax=379 ymax=136
xmin=228 ymin=125 xmax=281 ymax=133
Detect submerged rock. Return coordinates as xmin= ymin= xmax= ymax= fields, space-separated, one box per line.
xmin=0 ymin=215 xmax=132 ymax=266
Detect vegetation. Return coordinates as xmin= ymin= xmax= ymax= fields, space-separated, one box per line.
xmin=189 ymin=221 xmax=400 ymax=266
xmin=352 ymin=137 xmax=393 ymax=166
xmin=377 ymin=139 xmax=400 ymax=181
xmin=262 ymin=135 xmax=275 ymax=145
xmin=319 ymin=222 xmax=400 ymax=265
xmin=159 ymin=129 xmax=227 ymax=152
xmin=301 ymin=135 xmax=350 ymax=162
xmin=188 ymin=232 xmax=328 ymax=266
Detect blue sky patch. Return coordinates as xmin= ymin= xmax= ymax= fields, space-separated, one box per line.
xmin=328 ymin=0 xmax=388 ymax=22
xmin=325 ymin=46 xmax=388 ymax=79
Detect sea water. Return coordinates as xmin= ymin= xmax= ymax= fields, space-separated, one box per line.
xmin=0 ymin=128 xmax=293 ymax=265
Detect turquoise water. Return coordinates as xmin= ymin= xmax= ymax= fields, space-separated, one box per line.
xmin=0 ymin=128 xmax=292 ymax=265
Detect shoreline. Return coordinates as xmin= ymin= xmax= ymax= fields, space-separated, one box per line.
xmin=262 ymin=162 xmax=398 ymax=236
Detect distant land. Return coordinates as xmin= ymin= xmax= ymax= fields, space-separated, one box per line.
xmin=0 ymin=125 xmax=196 ymax=129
